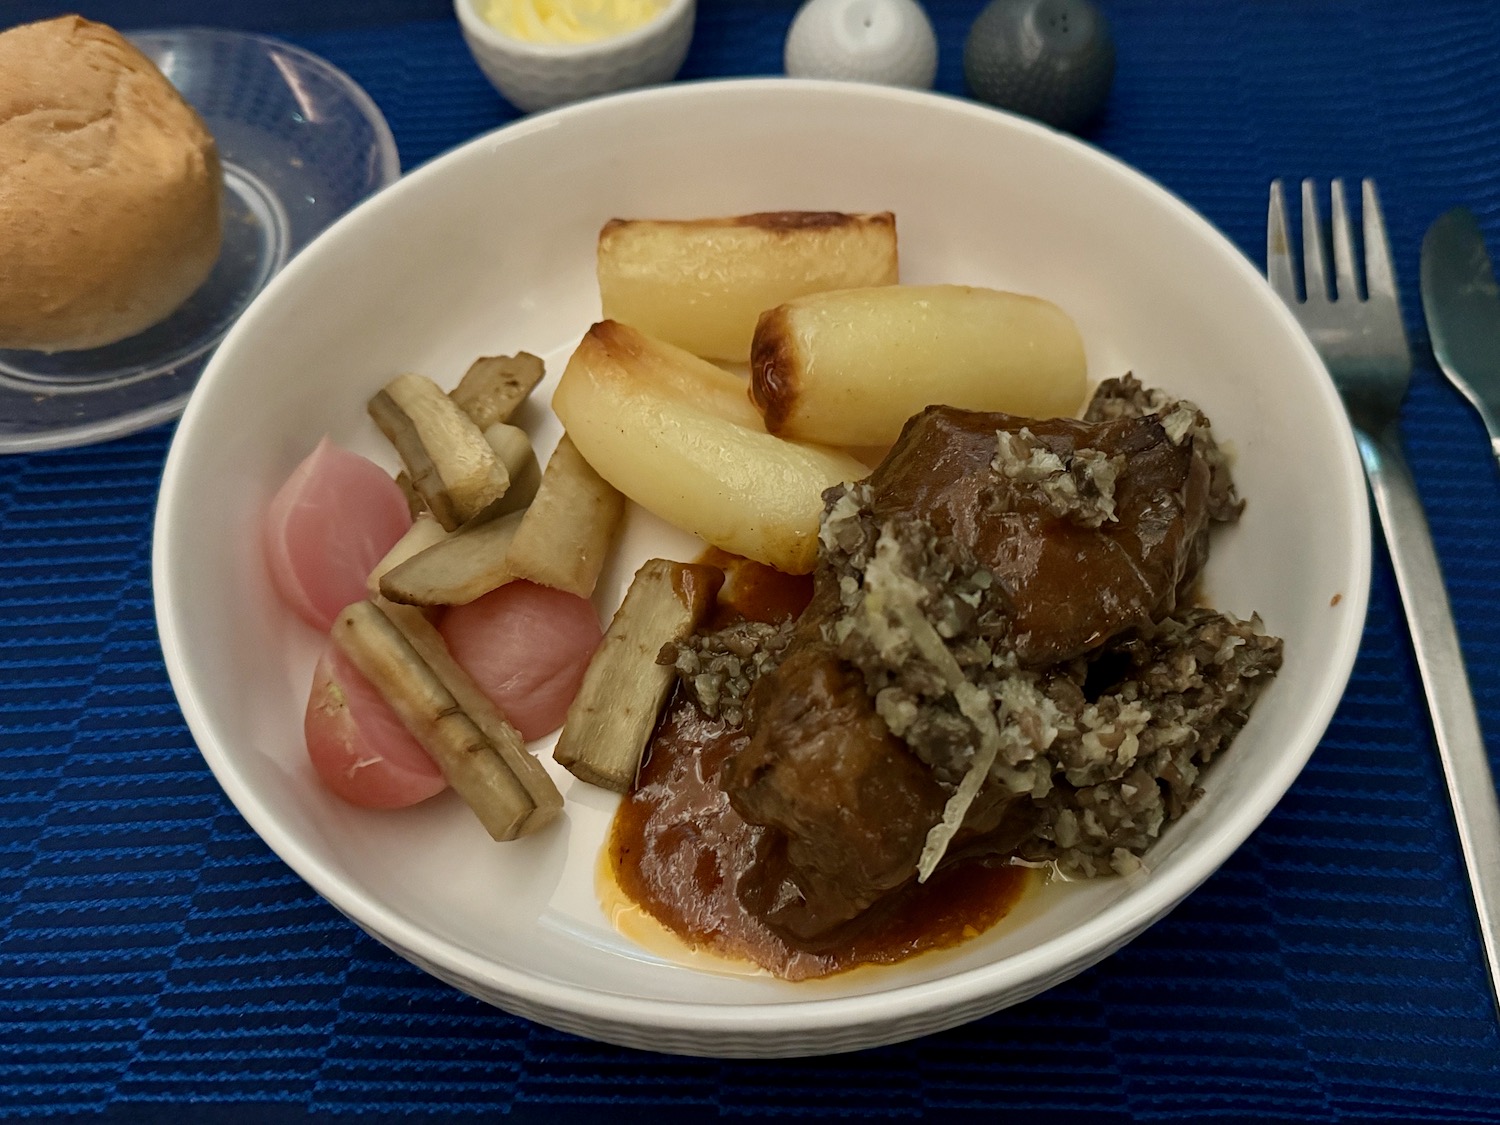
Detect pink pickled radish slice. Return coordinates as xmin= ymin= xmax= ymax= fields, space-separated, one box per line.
xmin=263 ymin=437 xmax=412 ymax=630
xmin=440 ymin=580 xmax=603 ymax=741
xmin=304 ymin=643 xmax=447 ymax=809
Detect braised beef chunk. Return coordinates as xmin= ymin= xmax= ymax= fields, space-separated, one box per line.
xmin=729 ymin=623 xmax=1041 ymax=948
xmin=1085 ymin=373 xmax=1242 ymax=523
xmin=867 ymin=404 xmax=1211 ymax=667
xmin=726 ymin=637 xmax=949 ymax=942
xmin=683 ymin=383 xmax=1281 ymax=949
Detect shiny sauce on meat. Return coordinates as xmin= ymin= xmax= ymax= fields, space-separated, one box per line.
xmin=604 ymin=552 xmax=1032 ymax=981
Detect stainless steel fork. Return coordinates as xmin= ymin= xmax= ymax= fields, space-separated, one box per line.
xmin=1268 ymin=178 xmax=1500 ymax=1020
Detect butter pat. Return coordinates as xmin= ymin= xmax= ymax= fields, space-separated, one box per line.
xmin=482 ymin=0 xmax=667 ymax=43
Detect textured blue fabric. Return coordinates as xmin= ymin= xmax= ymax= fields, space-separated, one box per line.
xmin=4 ymin=0 xmax=1500 ymax=1118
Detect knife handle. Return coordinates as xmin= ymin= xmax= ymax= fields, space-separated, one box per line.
xmin=1359 ymin=422 xmax=1500 ymax=1019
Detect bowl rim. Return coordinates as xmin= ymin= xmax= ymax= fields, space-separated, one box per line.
xmin=452 ymin=0 xmax=695 ymax=59
xmin=154 ymin=76 xmax=1371 ymax=1041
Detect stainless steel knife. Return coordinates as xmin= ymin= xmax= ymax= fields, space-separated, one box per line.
xmin=1421 ymin=208 xmax=1500 ymax=465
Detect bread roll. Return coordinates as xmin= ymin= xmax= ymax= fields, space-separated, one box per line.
xmin=0 ymin=16 xmax=223 ymax=352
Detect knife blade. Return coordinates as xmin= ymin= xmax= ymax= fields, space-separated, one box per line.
xmin=1420 ymin=207 xmax=1500 ymax=462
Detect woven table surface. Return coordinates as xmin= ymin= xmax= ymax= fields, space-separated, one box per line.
xmin=3 ymin=0 xmax=1500 ymax=1119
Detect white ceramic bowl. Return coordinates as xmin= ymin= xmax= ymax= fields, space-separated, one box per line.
xmin=154 ymin=79 xmax=1369 ymax=1058
xmin=454 ymin=0 xmax=695 ymax=112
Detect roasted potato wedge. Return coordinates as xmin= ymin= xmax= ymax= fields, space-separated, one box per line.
xmin=553 ymin=321 xmax=866 ymax=574
xmin=751 ymin=284 xmax=1087 ymax=447
xmin=598 ymin=211 xmax=898 ymax=363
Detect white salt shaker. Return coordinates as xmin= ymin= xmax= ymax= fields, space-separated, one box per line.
xmin=783 ymin=0 xmax=938 ymax=90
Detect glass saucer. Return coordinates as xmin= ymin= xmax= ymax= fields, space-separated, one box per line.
xmin=0 ymin=28 xmax=401 ymax=454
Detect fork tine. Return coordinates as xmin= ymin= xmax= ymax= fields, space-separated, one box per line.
xmin=1266 ymin=179 xmax=1298 ymax=300
xmin=1362 ymin=179 xmax=1399 ymax=303
xmin=1329 ymin=179 xmax=1360 ymax=301
xmin=1300 ymin=179 xmax=1330 ymax=302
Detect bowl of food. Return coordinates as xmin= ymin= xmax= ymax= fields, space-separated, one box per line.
xmin=454 ymin=0 xmax=696 ymax=112
xmin=154 ymin=78 xmax=1369 ymax=1058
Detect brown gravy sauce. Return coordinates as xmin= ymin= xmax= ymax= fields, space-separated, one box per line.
xmin=604 ymin=551 xmax=1031 ymax=981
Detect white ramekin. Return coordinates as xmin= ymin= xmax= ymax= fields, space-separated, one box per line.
xmin=454 ymin=0 xmax=697 ymax=113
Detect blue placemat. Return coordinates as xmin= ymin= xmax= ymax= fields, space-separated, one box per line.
xmin=4 ymin=0 xmax=1500 ymax=1119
